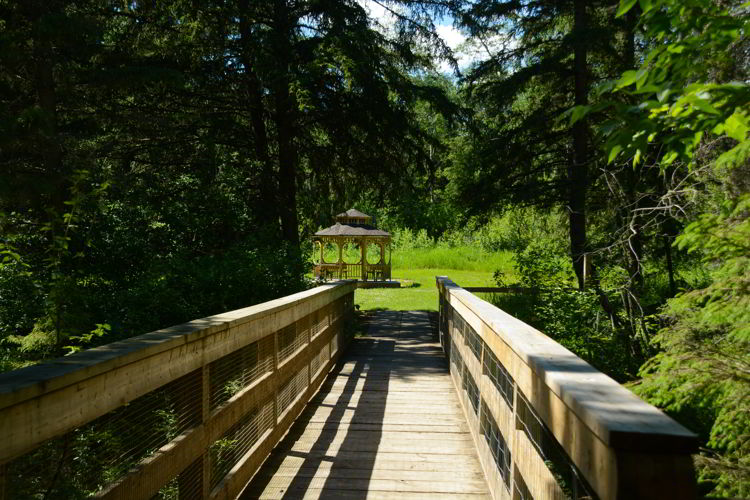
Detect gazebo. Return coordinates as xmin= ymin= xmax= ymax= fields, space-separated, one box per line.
xmin=312 ymin=209 xmax=391 ymax=281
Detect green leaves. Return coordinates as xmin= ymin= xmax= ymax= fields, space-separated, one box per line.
xmin=724 ymin=111 xmax=749 ymax=143
xmin=599 ymin=0 xmax=750 ymax=172
xmin=616 ymin=0 xmax=657 ymax=18
xmin=607 ymin=144 xmax=622 ymax=164
xmin=616 ymin=0 xmax=638 ymax=18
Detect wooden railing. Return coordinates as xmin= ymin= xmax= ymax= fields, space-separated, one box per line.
xmin=313 ymin=262 xmax=390 ymax=281
xmin=0 ymin=281 xmax=356 ymax=500
xmin=437 ymin=277 xmax=698 ymax=500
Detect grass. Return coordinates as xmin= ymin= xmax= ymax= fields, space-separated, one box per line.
xmin=310 ymin=246 xmax=515 ymax=311
xmin=391 ymin=246 xmax=514 ymax=272
xmin=354 ymin=248 xmax=516 ymax=311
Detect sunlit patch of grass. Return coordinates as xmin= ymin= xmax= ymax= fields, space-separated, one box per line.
xmin=355 ymin=264 xmax=516 ymax=312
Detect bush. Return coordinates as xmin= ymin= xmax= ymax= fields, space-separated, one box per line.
xmin=491 ymin=239 xmax=633 ymax=381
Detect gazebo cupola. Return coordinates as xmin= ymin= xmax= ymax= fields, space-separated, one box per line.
xmin=313 ymin=209 xmax=391 ymax=281
xmin=335 ymin=209 xmax=372 ymax=226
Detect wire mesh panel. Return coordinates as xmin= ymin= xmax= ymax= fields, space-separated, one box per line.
xmin=277 ymin=322 xmax=307 ymax=363
xmin=450 ymin=335 xmax=464 ymax=385
xmin=310 ymin=342 xmax=331 ymax=378
xmin=277 ymin=368 xmax=308 ymax=416
xmin=329 ymin=297 xmax=341 ymax=324
xmin=462 ymin=367 xmax=480 ymax=418
xmin=464 ymin=321 xmax=483 ymax=362
xmin=516 ymin=391 xmax=598 ymax=500
xmin=209 ymin=398 xmax=275 ymax=489
xmin=453 ymin=312 xmax=465 ymax=340
xmin=311 ymin=304 xmax=330 ymax=339
xmin=483 ymin=347 xmax=515 ymax=410
xmin=481 ymin=399 xmax=512 ymax=490
xmin=514 ymin=465 xmax=534 ymax=500
xmin=6 ymin=369 xmax=202 ymax=499
xmin=329 ymin=329 xmax=340 ymax=358
xmin=209 ymin=336 xmax=274 ymax=410
xmin=149 ymin=456 xmax=204 ymax=500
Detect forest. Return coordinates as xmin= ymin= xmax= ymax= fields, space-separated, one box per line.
xmin=0 ymin=0 xmax=748 ymax=496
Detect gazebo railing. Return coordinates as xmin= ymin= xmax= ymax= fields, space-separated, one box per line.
xmin=314 ymin=262 xmax=389 ymax=281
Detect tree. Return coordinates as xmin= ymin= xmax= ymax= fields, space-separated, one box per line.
xmin=588 ymin=0 xmax=750 ymax=494
xmin=454 ymin=0 xmax=633 ymax=288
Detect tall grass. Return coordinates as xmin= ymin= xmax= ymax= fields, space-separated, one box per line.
xmin=392 ymin=245 xmax=514 ymax=272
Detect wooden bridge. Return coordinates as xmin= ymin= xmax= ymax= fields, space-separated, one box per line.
xmin=0 ymin=278 xmax=698 ymax=500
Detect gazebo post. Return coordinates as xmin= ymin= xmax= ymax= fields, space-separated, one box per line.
xmin=360 ymin=238 xmax=366 ymax=280
xmin=389 ymin=241 xmax=392 ymax=278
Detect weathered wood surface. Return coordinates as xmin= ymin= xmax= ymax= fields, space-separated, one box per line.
xmin=239 ymin=310 xmax=491 ymax=500
xmin=437 ymin=276 xmax=698 ymax=500
xmin=0 ymin=281 xmax=356 ymax=500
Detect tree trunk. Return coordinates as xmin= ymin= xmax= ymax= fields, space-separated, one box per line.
xmin=272 ymin=0 xmax=299 ymax=247
xmin=569 ymin=0 xmax=589 ymax=290
xmin=238 ymin=0 xmax=280 ymax=230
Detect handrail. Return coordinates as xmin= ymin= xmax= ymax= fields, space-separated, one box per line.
xmin=437 ymin=276 xmax=698 ymax=500
xmin=0 ymin=280 xmax=356 ymax=499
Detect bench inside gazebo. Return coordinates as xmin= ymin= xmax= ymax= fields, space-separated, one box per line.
xmin=312 ymin=209 xmax=391 ymax=281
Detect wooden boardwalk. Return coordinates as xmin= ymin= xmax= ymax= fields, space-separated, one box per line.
xmin=239 ymin=310 xmax=491 ymax=500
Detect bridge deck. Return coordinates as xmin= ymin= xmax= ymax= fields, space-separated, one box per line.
xmin=239 ymin=310 xmax=491 ymax=499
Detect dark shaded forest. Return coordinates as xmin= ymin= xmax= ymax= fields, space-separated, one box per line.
xmin=1 ymin=0 xmax=748 ymax=495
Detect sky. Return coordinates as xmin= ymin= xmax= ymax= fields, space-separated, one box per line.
xmin=357 ymin=0 xmax=479 ymax=73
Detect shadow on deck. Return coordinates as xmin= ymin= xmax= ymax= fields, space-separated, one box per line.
xmin=239 ymin=310 xmax=491 ymax=499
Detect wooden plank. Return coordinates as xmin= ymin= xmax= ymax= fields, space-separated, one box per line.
xmin=97 ymin=308 xmax=348 ymax=500
xmin=250 ymin=476 xmax=489 ymax=495
xmin=440 ymin=277 xmax=697 ymax=451
xmin=0 ymin=282 xmax=355 ymax=464
xmin=254 ymin=466 xmax=486 ymax=482
xmin=252 ymin=490 xmax=490 ymax=500
xmin=261 ymin=455 xmax=484 ymax=473
xmin=437 ymin=276 xmax=698 ymax=500
xmin=238 ymin=310 xmax=491 ymax=500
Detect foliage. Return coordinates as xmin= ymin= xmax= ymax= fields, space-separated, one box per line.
xmin=492 ymin=238 xmax=635 ymax=381
xmin=635 ymin=195 xmax=750 ymax=496
xmin=0 ymin=0 xmax=456 ymax=369
xmin=585 ymin=0 xmax=750 ymax=494
xmin=593 ymin=0 xmax=750 ymax=172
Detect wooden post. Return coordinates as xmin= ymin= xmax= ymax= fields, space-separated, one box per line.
xmin=272 ymin=326 xmax=280 ymax=425
xmin=201 ymin=365 xmax=210 ymax=499
xmin=0 ymin=463 xmax=6 ymax=500
xmin=360 ymin=238 xmax=366 ymax=281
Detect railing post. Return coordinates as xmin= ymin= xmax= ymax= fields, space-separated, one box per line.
xmin=0 ymin=463 xmax=6 ymax=500
xmin=201 ymin=364 xmax=210 ymax=499
xmin=272 ymin=324 xmax=280 ymax=426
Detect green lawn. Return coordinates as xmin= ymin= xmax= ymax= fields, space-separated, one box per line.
xmin=354 ymin=268 xmax=501 ymax=311
xmin=310 ymin=247 xmax=516 ymax=311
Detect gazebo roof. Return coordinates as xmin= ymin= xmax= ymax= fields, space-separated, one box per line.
xmin=314 ymin=223 xmax=390 ymax=238
xmin=335 ymin=209 xmax=371 ymax=219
